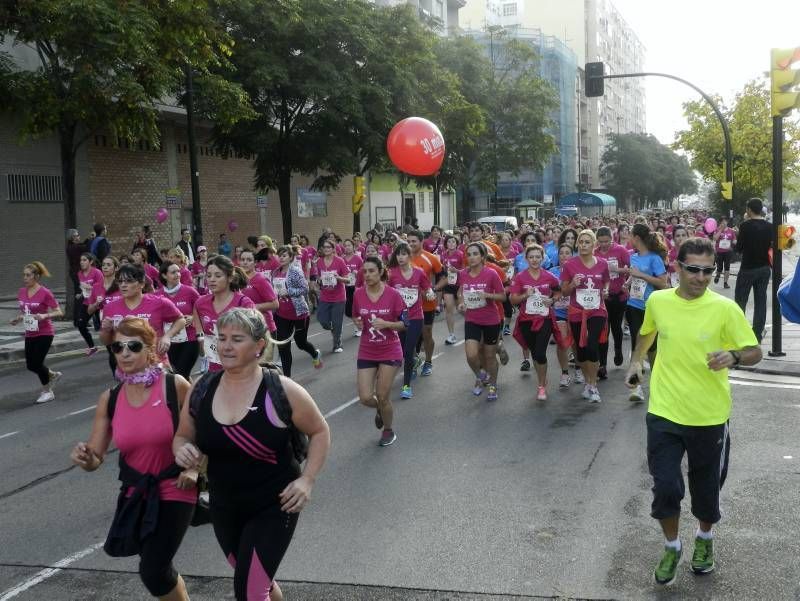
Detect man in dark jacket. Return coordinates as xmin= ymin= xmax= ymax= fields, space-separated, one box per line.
xmin=176 ymin=228 xmax=195 ymax=263
xmin=89 ymin=223 xmax=111 ymax=263
xmin=734 ymin=198 xmax=773 ymax=342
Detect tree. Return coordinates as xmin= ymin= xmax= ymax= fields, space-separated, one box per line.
xmin=600 ymin=133 xmax=696 ymax=211
xmin=673 ymin=78 xmax=800 ymax=217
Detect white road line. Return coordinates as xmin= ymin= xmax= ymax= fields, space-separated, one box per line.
xmin=0 ymin=431 xmax=19 ymax=441
xmin=0 ymin=542 xmax=103 ymax=600
xmin=67 ymin=405 xmax=96 ymax=417
xmin=729 ymin=379 xmax=800 ymax=390
xmin=323 ymin=396 xmax=360 ymax=419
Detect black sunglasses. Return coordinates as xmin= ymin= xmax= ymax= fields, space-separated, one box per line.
xmin=678 ymin=262 xmax=715 ymax=275
xmin=110 ymin=340 xmax=146 ymax=354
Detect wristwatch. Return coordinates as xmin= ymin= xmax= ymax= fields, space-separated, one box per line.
xmin=729 ymin=350 xmax=741 ymax=366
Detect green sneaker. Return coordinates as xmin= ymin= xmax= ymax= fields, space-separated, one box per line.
xmin=653 ymin=544 xmax=682 ymax=586
xmin=691 ymin=536 xmax=715 ymax=574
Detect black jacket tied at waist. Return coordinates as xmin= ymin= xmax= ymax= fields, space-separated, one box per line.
xmin=103 ymin=456 xmax=182 ymax=557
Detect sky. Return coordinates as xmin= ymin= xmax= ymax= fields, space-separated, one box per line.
xmin=610 ymin=0 xmax=800 ymax=144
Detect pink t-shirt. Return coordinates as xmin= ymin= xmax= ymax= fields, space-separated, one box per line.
xmin=423 ymin=237 xmax=443 ymax=255
xmin=112 ymin=373 xmax=196 ymax=504
xmin=457 ymin=267 xmax=504 ymax=326
xmin=156 ymin=285 xmax=200 ymax=342
xmin=440 ymin=249 xmax=465 ymax=270
xmin=388 ymin=266 xmax=431 ymax=321
xmin=78 ymin=267 xmax=103 ymax=306
xmin=315 ymin=256 xmax=349 ymax=303
xmin=17 ymin=286 xmax=58 ymax=338
xmin=90 ymin=279 xmax=118 ymax=309
xmin=242 ymin=272 xmax=277 ymax=332
xmin=342 ymin=254 xmax=363 ymax=288
xmin=103 ymin=294 xmax=184 ymax=337
xmin=190 ymin=261 xmax=208 ymax=294
xmin=352 ymin=286 xmax=405 ymax=361
xmin=194 ymin=292 xmax=255 ymax=371
xmin=595 ymin=243 xmax=630 ymax=298
xmin=715 ymin=228 xmax=736 ymax=253
xmin=256 ymin=255 xmax=280 ymax=276
xmin=143 ymin=263 xmax=161 ymax=289
xmin=179 ymin=267 xmax=193 ymax=286
xmin=510 ymin=269 xmax=559 ymax=322
xmin=559 ymin=256 xmax=610 ymax=322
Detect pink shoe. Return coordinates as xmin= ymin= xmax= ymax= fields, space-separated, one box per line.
xmin=85 ymin=347 xmax=98 ymax=357
xmin=536 ymin=386 xmax=547 ymax=401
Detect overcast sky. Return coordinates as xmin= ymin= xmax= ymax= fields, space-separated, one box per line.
xmin=610 ymin=0 xmax=800 ymax=144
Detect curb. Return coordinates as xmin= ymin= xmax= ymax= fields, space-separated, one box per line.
xmin=736 ymin=364 xmax=800 ymax=378
xmin=0 ymin=340 xmax=87 ymax=365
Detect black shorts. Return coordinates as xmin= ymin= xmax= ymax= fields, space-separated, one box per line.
xmin=443 ymin=284 xmax=459 ymax=296
xmin=357 ymin=358 xmax=403 ymax=369
xmin=423 ymin=310 xmax=435 ymax=326
xmin=464 ymin=321 xmax=501 ymax=345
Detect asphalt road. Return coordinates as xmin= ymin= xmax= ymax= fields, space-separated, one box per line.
xmin=0 ymin=306 xmax=799 ymax=601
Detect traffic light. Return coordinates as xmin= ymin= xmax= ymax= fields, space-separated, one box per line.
xmin=770 ymin=47 xmax=800 ymax=117
xmin=585 ymin=62 xmax=605 ymax=97
xmin=352 ymin=175 xmax=365 ymax=214
xmin=721 ymin=181 xmax=733 ymax=200
xmin=777 ymin=224 xmax=796 ymax=250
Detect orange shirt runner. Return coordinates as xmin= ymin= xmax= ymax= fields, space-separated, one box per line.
xmin=411 ymin=250 xmax=443 ymax=314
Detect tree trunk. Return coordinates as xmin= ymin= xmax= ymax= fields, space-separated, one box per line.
xmin=60 ymin=125 xmax=78 ymax=321
xmin=278 ymin=171 xmax=293 ymax=243
xmin=433 ymin=178 xmax=441 ymax=227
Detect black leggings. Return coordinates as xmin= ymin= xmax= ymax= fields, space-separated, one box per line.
xmin=138 ymin=500 xmax=194 ymax=597
xmin=275 ymin=314 xmax=318 ymax=377
xmin=519 ymin=319 xmax=552 ymax=365
xmin=569 ymin=316 xmax=606 ymax=363
xmin=715 ymin=252 xmax=732 ymax=274
xmin=502 ymin=298 xmax=513 ymax=320
xmin=168 ymin=341 xmax=200 ymax=380
xmin=398 ymin=319 xmax=423 ymax=386
xmin=626 ymin=305 xmax=657 ymax=357
xmin=75 ymin=303 xmax=95 ymax=348
xmin=599 ymin=295 xmax=626 ymax=367
xmin=25 ymin=335 xmax=53 ymax=386
xmin=211 ymin=503 xmax=299 ymax=601
xmin=345 ymin=285 xmax=355 ymax=318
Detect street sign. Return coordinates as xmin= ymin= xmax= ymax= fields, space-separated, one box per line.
xmin=256 ymin=194 xmax=267 ymax=208
xmin=165 ymin=188 xmax=181 ymax=208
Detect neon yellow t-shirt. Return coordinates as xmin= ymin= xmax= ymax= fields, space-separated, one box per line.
xmin=640 ymin=288 xmax=758 ymax=426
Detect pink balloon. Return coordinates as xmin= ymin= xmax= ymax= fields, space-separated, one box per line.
xmin=155 ymin=208 xmax=169 ymax=224
xmin=704 ymin=217 xmax=717 ymax=234
xmin=227 ymin=220 xmax=238 ymax=232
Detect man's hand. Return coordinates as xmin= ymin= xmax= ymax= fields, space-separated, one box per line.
xmin=624 ymin=361 xmax=644 ymax=389
xmin=706 ymin=350 xmax=735 ymax=371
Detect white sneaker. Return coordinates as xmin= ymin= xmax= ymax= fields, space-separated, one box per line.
xmin=35 ymin=391 xmax=55 ymax=404
xmin=49 ymin=371 xmax=63 ymax=388
xmin=333 ymin=347 xmax=344 ymax=353
xmin=581 ymin=385 xmax=592 ymax=400
xmin=629 ymin=385 xmax=645 ymax=403
xmin=589 ymin=387 xmax=602 ymax=403
xmin=354 ymin=329 xmax=362 ymax=337
xmin=574 ymin=369 xmax=585 ymax=384
xmin=445 ymin=334 xmax=457 ymax=345
xmin=559 ymin=373 xmax=571 ymax=388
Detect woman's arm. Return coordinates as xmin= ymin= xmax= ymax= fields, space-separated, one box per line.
xmin=173 ymin=381 xmax=204 ymax=469
xmin=69 ymin=389 xmax=114 ymax=471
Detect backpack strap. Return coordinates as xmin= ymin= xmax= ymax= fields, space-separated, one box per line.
xmin=106 ymin=383 xmax=123 ymax=422
xmin=188 ymin=370 xmax=224 ymax=419
xmin=263 ymin=368 xmax=291 ymax=426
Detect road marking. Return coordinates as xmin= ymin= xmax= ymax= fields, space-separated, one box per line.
xmin=324 ymin=396 xmax=360 ymax=419
xmin=0 ymin=431 xmax=19 ymax=441
xmin=784 ymin=455 xmax=794 ymax=459
xmin=0 ymin=542 xmax=103 ymax=600
xmin=67 ymin=405 xmax=96 ymax=417
xmin=729 ymin=379 xmax=800 ymax=390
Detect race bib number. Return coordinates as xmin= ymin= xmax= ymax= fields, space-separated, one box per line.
xmin=525 ymin=291 xmax=549 ymax=316
xmin=607 ymin=258 xmax=619 ymax=280
xmin=80 ymin=282 xmax=92 ymax=299
xmin=347 ymin=272 xmax=356 ymax=286
xmin=203 ymin=334 xmax=220 ymax=365
xmin=273 ymin=277 xmax=287 ymax=297
xmin=321 ymin=271 xmax=337 ymax=287
xmin=398 ymin=287 xmax=419 ymax=308
xmin=447 ymin=270 xmax=458 ymax=285
xmin=165 ymin=322 xmax=188 ymax=344
xmin=630 ymin=277 xmax=647 ymax=301
xmin=576 ymin=288 xmax=601 ymax=310
xmin=23 ymin=312 xmax=39 ymax=332
xmin=670 ymin=272 xmax=679 ymax=288
xmin=719 ymin=239 xmax=731 ymax=250
xmin=463 ymin=289 xmax=486 ymax=310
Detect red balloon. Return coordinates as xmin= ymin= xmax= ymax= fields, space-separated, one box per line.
xmin=155 ymin=208 xmax=169 ymax=224
xmin=386 ymin=117 xmax=446 ymax=176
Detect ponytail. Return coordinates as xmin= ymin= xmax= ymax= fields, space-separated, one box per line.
xmin=230 ymin=266 xmax=248 ymax=291
xmin=26 ymin=261 xmax=51 ymax=279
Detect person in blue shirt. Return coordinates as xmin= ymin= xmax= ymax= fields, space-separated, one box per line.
xmin=626 ymin=223 xmax=669 ymax=402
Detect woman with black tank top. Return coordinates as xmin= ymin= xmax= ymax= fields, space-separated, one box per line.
xmin=174 ymin=308 xmax=330 ymax=601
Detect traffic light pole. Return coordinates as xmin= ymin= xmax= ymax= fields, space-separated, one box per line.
xmin=185 ymin=66 xmax=203 ymax=246
xmin=770 ymin=115 xmax=785 ymax=356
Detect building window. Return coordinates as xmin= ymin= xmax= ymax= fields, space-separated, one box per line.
xmin=502 ymin=2 xmax=517 ymax=16
xmin=6 ymin=173 xmax=63 ymax=203
xmin=418 ymin=192 xmax=425 ymax=213
xmin=434 ymin=0 xmax=444 ymax=19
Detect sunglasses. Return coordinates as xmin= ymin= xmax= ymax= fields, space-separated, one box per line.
xmin=679 ymin=262 xmax=715 ymax=275
xmin=110 ymin=340 xmax=146 ymax=354
xmin=117 ymin=278 xmax=140 ymax=284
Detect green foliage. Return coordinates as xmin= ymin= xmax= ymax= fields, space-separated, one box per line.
xmin=600 ymin=133 xmax=696 ymax=211
xmin=673 ymin=78 xmax=800 ymax=216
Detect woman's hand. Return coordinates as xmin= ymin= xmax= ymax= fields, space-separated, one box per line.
xmin=629 ymin=268 xmax=645 ymax=279
xmin=175 ymin=442 xmax=203 ymax=469
xmin=157 ymin=336 xmax=172 ymax=355
xmin=71 ymin=442 xmax=100 ymax=471
xmin=371 ymin=317 xmax=391 ymax=330
xmin=9 ymin=316 xmax=21 ymax=326
xmin=570 ymin=274 xmax=584 ymax=287
xmin=279 ymin=475 xmax=313 ymax=513
xmin=176 ymin=469 xmax=199 ymax=490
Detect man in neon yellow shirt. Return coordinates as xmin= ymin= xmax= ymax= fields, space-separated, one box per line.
xmin=625 ymin=237 xmax=761 ymax=587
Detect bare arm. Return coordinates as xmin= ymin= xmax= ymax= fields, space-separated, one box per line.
xmin=69 ymin=389 xmax=114 ymax=471
xmin=173 ymin=381 xmax=204 ymax=469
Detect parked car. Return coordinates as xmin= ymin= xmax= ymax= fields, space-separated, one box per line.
xmin=477 ymin=216 xmax=518 ymax=231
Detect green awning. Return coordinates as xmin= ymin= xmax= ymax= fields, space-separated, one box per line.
xmin=514 ymin=198 xmax=543 ymax=208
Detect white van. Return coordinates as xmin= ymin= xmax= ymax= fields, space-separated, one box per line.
xmin=477 ymin=216 xmax=518 ymax=232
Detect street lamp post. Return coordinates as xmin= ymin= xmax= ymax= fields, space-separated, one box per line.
xmin=185 ymin=65 xmax=203 ymax=246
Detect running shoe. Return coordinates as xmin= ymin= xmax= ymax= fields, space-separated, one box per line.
xmin=690 ymin=537 xmax=715 ymax=574
xmin=559 ymin=372 xmax=571 ymax=388
xmin=520 ymin=359 xmax=531 ymax=372
xmin=497 ymin=343 xmax=509 ymax=366
xmin=312 ymin=350 xmax=323 ymax=369
xmin=411 ymin=354 xmax=422 ymax=379
xmin=598 ymin=366 xmax=608 ymax=380
xmin=374 ymin=409 xmax=383 ymax=429
xmin=568 ymin=352 xmax=576 ymax=365
xmin=479 ymin=370 xmax=491 ymax=385
xmin=574 ymin=369 xmax=585 ymax=384
xmin=49 ymin=371 xmax=63 ymax=388
xmin=486 ymin=385 xmax=498 ymax=402
xmin=714 ymin=274 xmax=720 ymax=284
xmin=472 ymin=380 xmax=484 ymax=396
xmin=654 ymin=545 xmax=682 ymax=586
xmin=400 ymin=385 xmax=413 ymax=399
xmin=85 ymin=347 xmax=98 ymax=357
xmin=623 ymin=324 xmax=630 ymax=337
xmin=723 ymin=283 xmax=730 ymax=289
xmin=379 ymin=429 xmax=396 ymax=446
xmin=536 ymin=386 xmax=547 ymax=401
xmin=354 ymin=328 xmax=362 ymax=337
xmin=614 ymin=350 xmax=624 ymax=366
xmin=35 ymin=391 xmax=55 ymax=404
xmin=629 ymin=385 xmax=645 ymax=403
xmin=502 ymin=324 xmax=512 ymax=336
xmin=333 ymin=346 xmax=344 ymax=353
xmin=421 ymin=361 xmax=433 ymax=376
xmin=445 ymin=333 xmax=457 ymax=345
xmin=643 ymin=360 xmax=651 ymax=372
xmin=581 ymin=385 xmax=591 ymax=400
xmin=589 ymin=386 xmax=602 ymax=403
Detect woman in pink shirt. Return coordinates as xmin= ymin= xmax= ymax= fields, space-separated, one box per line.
xmin=192 ymin=256 xmax=255 ymax=373
xmin=594 ymin=226 xmax=630 ymax=377
xmin=342 ymin=239 xmax=364 ymax=337
xmin=439 ymin=235 xmax=465 ymax=345
xmin=11 ymin=261 xmax=63 ymax=404
xmin=353 ymin=256 xmax=407 ymax=447
xmin=190 ymin=246 xmax=209 ymax=294
xmin=315 ymin=238 xmax=350 ymax=353
xmin=422 ymin=226 xmax=444 ymax=255
xmin=132 ymin=248 xmax=161 ymax=291
xmin=157 ymin=261 xmax=201 ymax=380
xmin=88 ymin=256 xmax=122 ymax=376
xmin=71 ymin=318 xmax=196 ymax=601
xmin=713 ymin=217 xmax=736 ymax=289
xmin=457 ymin=242 xmax=506 ymax=402
xmin=667 ymin=225 xmax=690 ymax=288
xmin=239 ymin=249 xmax=279 ymax=362
xmin=559 ymin=230 xmax=610 ymax=403
xmin=167 ymin=248 xmax=195 ymax=287
xmin=76 ymin=252 xmax=103 ymax=354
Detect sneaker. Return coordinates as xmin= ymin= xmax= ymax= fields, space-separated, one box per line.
xmin=502 ymin=324 xmax=512 ymax=336
xmin=629 ymin=384 xmax=645 ymax=403
xmin=589 ymin=386 xmax=602 ymax=403
xmin=520 ymin=359 xmax=531 ymax=372
xmin=497 ymin=343 xmax=509 ymax=366
xmin=374 ymin=410 xmax=383 ymax=429
xmin=354 ymin=328 xmax=362 ymax=337
xmin=574 ymin=369 xmax=585 ymax=385
xmin=643 ymin=360 xmax=651 ymax=372
xmin=581 ymin=385 xmax=591 ymax=400
xmin=653 ymin=545 xmax=682 ymax=586
xmin=614 ymin=350 xmax=624 ymax=366
xmin=690 ymin=536 xmax=715 ymax=574
xmin=559 ymin=372 xmax=571 ymax=388
xmin=723 ymin=282 xmax=730 ymax=289
xmin=35 ymin=391 xmax=55 ymax=404
xmin=420 ymin=361 xmax=432 ymax=376
xmin=333 ymin=346 xmax=344 ymax=353
xmin=568 ymin=352 xmax=576 ymax=365
xmin=486 ymin=385 xmax=498 ymax=401
xmin=400 ymin=385 xmax=413 ymax=399
xmin=598 ymin=366 xmax=608 ymax=380
xmin=472 ymin=380 xmax=484 ymax=396
xmin=623 ymin=324 xmax=630 ymax=337
xmin=479 ymin=370 xmax=491 ymax=385
xmin=536 ymin=386 xmax=547 ymax=401
xmin=85 ymin=347 xmax=98 ymax=357
xmin=312 ymin=350 xmax=323 ymax=369
xmin=49 ymin=371 xmax=63 ymax=388
xmin=445 ymin=333 xmax=457 ymax=345
xmin=379 ymin=429 xmax=396 ymax=446
xmin=411 ymin=354 xmax=422 ymax=379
